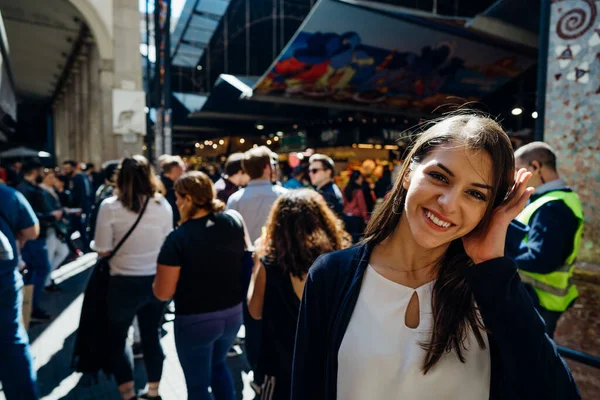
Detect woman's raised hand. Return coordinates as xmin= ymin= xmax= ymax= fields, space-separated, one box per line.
xmin=462 ymin=168 xmax=534 ymax=264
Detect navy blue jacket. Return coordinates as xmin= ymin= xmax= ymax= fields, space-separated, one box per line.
xmin=317 ymin=181 xmax=344 ymax=216
xmin=291 ymin=244 xmax=580 ymax=400
xmin=71 ymin=172 xmax=93 ymax=214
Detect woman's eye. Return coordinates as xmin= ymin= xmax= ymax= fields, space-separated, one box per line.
xmin=468 ymin=190 xmax=487 ymax=201
xmin=428 ymin=172 xmax=448 ymax=183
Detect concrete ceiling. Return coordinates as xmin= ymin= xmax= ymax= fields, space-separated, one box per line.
xmin=0 ymin=0 xmax=84 ymax=101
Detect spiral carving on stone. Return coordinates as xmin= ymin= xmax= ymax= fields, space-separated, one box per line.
xmin=556 ymin=0 xmax=598 ymax=40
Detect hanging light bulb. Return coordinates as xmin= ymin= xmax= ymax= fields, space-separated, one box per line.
xmin=240 ymin=138 xmax=245 ymax=144
xmin=531 ymin=111 xmax=538 ymax=119
xmin=511 ymin=107 xmax=523 ymax=116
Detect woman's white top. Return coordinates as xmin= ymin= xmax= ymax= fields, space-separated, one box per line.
xmin=337 ymin=265 xmax=491 ymax=400
xmin=92 ymin=195 xmax=173 ymax=276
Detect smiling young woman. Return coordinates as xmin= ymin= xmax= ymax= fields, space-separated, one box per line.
xmin=290 ymin=113 xmax=581 ymax=400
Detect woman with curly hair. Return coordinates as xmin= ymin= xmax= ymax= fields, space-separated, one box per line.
xmin=247 ymin=189 xmax=351 ymax=400
xmin=153 ymin=171 xmax=249 ymax=400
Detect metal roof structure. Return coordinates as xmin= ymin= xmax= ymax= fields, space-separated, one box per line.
xmin=170 ymin=0 xmax=232 ymax=68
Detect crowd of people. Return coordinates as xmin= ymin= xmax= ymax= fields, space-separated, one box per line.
xmin=0 ymin=113 xmax=585 ymax=400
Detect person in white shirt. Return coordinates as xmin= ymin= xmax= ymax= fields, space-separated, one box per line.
xmin=93 ymin=156 xmax=172 ymax=400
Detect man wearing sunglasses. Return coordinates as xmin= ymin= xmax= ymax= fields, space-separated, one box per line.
xmin=506 ymin=141 xmax=583 ymax=338
xmin=308 ymin=154 xmax=344 ymax=215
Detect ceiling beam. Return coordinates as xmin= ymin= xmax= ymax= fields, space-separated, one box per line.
xmin=51 ymin=24 xmax=87 ymax=104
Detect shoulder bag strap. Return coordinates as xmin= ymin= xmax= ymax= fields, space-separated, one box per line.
xmin=106 ymin=196 xmax=150 ymax=261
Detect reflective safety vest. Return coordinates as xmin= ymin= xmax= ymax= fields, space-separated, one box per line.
xmin=516 ymin=190 xmax=583 ymax=312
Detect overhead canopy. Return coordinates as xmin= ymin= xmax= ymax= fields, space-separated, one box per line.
xmin=189 ymin=74 xmax=329 ymax=123
xmin=0 ymin=145 xmax=50 ymax=158
xmin=0 ymin=0 xmax=84 ymax=101
xmin=252 ymin=0 xmax=536 ymax=114
xmin=171 ymin=0 xmax=232 ymax=68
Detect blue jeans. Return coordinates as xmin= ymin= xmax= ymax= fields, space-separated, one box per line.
xmin=174 ymin=304 xmax=243 ymax=400
xmin=0 ymin=271 xmax=38 ymax=399
xmin=21 ymin=239 xmax=52 ymax=310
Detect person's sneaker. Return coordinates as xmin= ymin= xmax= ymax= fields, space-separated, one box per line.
xmin=44 ymin=283 xmax=62 ymax=294
xmin=132 ymin=342 xmax=144 ymax=359
xmin=31 ymin=308 xmax=52 ymax=322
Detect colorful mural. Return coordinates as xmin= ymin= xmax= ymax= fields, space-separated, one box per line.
xmin=545 ymin=0 xmax=600 ymax=264
xmin=253 ymin=0 xmax=535 ymax=112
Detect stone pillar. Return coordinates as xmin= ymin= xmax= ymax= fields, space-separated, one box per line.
xmin=74 ymin=65 xmax=82 ymax=161
xmin=112 ymin=0 xmax=145 ymax=157
xmin=56 ymin=96 xmax=67 ymax=163
xmin=87 ymin=43 xmax=104 ymax=165
xmin=53 ymin=100 xmax=63 ymax=162
xmin=79 ymin=48 xmax=91 ymax=164
xmin=543 ymin=1 xmax=600 ymax=396
xmin=68 ymin=81 xmax=77 ymax=160
xmin=99 ymin=59 xmax=117 ymax=159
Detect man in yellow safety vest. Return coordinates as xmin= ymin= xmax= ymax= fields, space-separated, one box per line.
xmin=506 ymin=142 xmax=583 ymax=338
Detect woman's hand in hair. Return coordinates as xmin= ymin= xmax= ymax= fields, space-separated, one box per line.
xmin=463 ymin=168 xmax=534 ymax=265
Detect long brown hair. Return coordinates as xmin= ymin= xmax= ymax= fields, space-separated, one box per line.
xmin=116 ymin=155 xmax=161 ymax=212
xmin=262 ymin=189 xmax=351 ymax=279
xmin=363 ymin=113 xmax=515 ymax=373
xmin=174 ymin=171 xmax=225 ymax=224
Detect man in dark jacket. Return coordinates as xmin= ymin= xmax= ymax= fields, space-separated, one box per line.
xmin=89 ymin=160 xmax=119 ymax=241
xmin=506 ymin=142 xmax=583 ymax=337
xmin=308 ymin=154 xmax=344 ymax=215
xmin=62 ymin=160 xmax=93 ymax=251
xmin=17 ymin=161 xmax=63 ymax=321
xmin=160 ymin=156 xmax=185 ymax=227
xmin=214 ymin=153 xmax=250 ymax=203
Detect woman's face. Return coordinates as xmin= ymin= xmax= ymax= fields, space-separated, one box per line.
xmin=43 ymin=172 xmax=56 ymax=187
xmin=175 ymin=191 xmax=191 ymax=215
xmin=402 ymin=144 xmax=493 ymax=249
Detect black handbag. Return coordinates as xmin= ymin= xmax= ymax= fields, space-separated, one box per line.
xmin=71 ymin=197 xmax=150 ymax=375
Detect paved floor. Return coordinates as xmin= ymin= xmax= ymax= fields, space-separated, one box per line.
xmin=1 ymin=254 xmax=256 ymax=400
